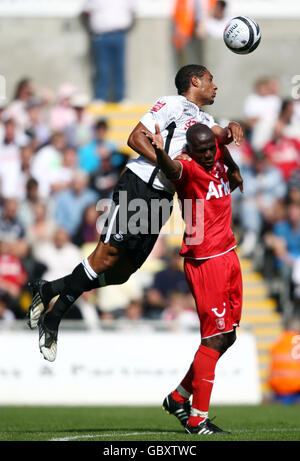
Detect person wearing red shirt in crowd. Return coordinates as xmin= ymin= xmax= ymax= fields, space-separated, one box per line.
xmin=263 ymin=101 xmax=300 ymax=181
xmin=143 ymin=122 xmax=243 ymax=435
xmin=0 ymin=240 xmax=27 ymax=317
xmin=263 ymin=136 xmax=300 ymax=181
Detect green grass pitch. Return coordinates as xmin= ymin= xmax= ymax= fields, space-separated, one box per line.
xmin=0 ymin=405 xmax=299 ymax=442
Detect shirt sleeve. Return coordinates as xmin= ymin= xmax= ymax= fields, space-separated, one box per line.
xmin=215 ymin=140 xmax=226 ymax=163
xmin=170 ymin=158 xmax=194 ymax=185
xmin=207 ymin=113 xmax=217 ymax=128
xmin=140 ymin=97 xmax=179 ymax=133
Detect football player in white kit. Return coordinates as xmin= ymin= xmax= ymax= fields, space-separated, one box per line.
xmin=27 ymin=65 xmax=244 ymax=370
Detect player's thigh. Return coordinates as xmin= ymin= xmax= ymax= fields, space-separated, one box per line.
xmin=184 ymin=253 xmax=238 ymax=339
xmin=228 ymin=250 xmax=243 ymax=329
xmin=99 ymin=168 xmax=173 ymax=270
xmin=88 ymin=240 xmax=121 ymax=272
xmin=88 ymin=240 xmax=136 ymax=282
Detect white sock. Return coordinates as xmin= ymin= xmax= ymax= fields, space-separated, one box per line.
xmin=82 ymin=258 xmax=98 ymax=280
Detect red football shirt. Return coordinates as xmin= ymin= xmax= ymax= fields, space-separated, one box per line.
xmin=172 ymin=142 xmax=236 ymax=259
xmin=263 ymin=137 xmax=300 ymax=181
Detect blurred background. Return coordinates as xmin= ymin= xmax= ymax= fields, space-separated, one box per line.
xmin=0 ymin=0 xmax=300 ymax=407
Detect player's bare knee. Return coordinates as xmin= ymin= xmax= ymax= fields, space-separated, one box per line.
xmin=227 ymin=330 xmax=237 ymax=348
xmin=219 ymin=331 xmax=236 ymax=353
xmin=202 ymin=331 xmax=235 ymax=354
xmin=88 ymin=243 xmax=120 ymax=273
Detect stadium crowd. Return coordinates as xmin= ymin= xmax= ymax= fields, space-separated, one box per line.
xmin=0 ymin=73 xmax=299 ymax=327
xmin=229 ymin=76 xmax=300 ymax=319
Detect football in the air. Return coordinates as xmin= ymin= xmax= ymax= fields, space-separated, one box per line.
xmin=223 ymin=16 xmax=261 ymax=54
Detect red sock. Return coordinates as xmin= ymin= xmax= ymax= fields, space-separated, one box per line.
xmin=187 ymin=344 xmax=220 ymax=427
xmin=179 ymin=364 xmax=193 ymax=395
xmin=188 ymin=415 xmax=206 ymax=426
xmin=171 ymin=389 xmax=187 ymax=404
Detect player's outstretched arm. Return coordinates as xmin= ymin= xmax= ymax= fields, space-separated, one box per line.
xmin=127 ymin=122 xmax=158 ymax=164
xmin=143 ymin=124 xmax=181 ymax=180
xmin=223 ymin=146 xmax=244 ymax=193
xmin=212 ymin=122 xmax=244 ymax=146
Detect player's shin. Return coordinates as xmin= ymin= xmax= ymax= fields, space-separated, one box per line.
xmin=43 ymin=259 xmax=101 ymax=330
xmin=188 ymin=345 xmax=220 ymax=426
xmin=41 ymin=275 xmax=73 ymax=306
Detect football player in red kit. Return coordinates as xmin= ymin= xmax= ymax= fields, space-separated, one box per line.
xmin=143 ymin=123 xmax=243 ymax=435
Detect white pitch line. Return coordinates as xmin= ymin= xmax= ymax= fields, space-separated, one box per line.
xmin=49 ymin=428 xmax=300 ymax=441
xmin=234 ymin=428 xmax=300 ymax=433
xmin=50 ymin=431 xmax=177 ymax=441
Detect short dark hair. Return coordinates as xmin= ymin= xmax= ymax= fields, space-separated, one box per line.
xmin=26 ymin=177 xmax=38 ymax=190
xmin=95 ymin=118 xmax=108 ymax=130
xmin=175 ymin=65 xmax=208 ymax=95
xmin=217 ymin=1 xmax=227 ymax=9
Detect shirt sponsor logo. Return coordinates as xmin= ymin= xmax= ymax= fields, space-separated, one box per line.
xmin=211 ymin=306 xmax=226 ymax=317
xmin=206 ymin=179 xmax=230 ymax=200
xmin=150 ymin=101 xmax=166 ymax=112
xmin=212 ymin=304 xmax=226 ymax=330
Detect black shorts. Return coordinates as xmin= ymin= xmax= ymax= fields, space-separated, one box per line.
xmin=100 ymin=169 xmax=173 ymax=270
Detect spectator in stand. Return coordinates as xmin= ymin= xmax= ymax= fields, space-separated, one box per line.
xmin=90 ymin=148 xmax=128 ymax=199
xmin=172 ymin=0 xmax=207 ymax=68
xmin=15 ymin=145 xmax=36 ymax=201
xmin=25 ymin=98 xmax=50 ymax=151
xmin=5 ymin=78 xmax=33 ymax=132
xmin=0 ymin=198 xmax=29 ymax=259
xmin=291 ymin=95 xmax=300 ymax=134
xmin=49 ymin=83 xmax=78 ymax=132
xmin=162 ymin=291 xmax=198 ymax=329
xmin=287 ymin=169 xmax=300 ymax=205
xmin=25 ymin=202 xmax=57 ymax=253
xmin=65 ymin=93 xmax=94 ymax=148
xmin=227 ymin=121 xmax=254 ymax=168
xmin=266 ymin=200 xmax=300 ymax=307
xmin=269 ymin=201 xmax=300 ymax=269
xmin=205 ymin=1 xmax=230 ymax=39
xmin=124 ymin=299 xmax=144 ymax=321
xmin=263 ymin=102 xmax=300 ymax=182
xmin=273 ymin=99 xmax=297 ymax=138
xmin=0 ymin=115 xmax=30 ymax=199
xmin=79 ymin=118 xmax=125 ymax=174
xmin=31 ymin=132 xmax=67 ymax=198
xmin=32 ymin=227 xmax=86 ymax=320
xmin=32 ymin=227 xmax=82 ymax=282
xmin=143 ymin=249 xmax=190 ymax=320
xmin=0 ymin=293 xmax=16 ymax=325
xmin=239 ymin=152 xmax=286 ymax=257
xmin=18 ymin=177 xmax=47 ymax=229
xmin=81 ymin=0 xmax=136 ymax=103
xmin=49 ymin=145 xmax=78 ymax=194
xmin=54 ymin=170 xmax=99 ymax=237
xmin=243 ymin=77 xmax=281 ymax=150
xmin=268 ymin=316 xmax=300 ymax=404
xmin=0 ymin=240 xmax=27 ymax=318
xmin=72 ymin=203 xmax=100 ymax=247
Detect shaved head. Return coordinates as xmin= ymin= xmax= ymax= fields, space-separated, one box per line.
xmin=186 ymin=123 xmax=215 ymax=146
xmin=185 ymin=123 xmax=217 ymax=170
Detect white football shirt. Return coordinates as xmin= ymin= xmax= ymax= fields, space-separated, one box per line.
xmin=126 ymin=95 xmax=217 ymax=193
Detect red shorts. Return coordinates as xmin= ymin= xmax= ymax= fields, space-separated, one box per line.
xmin=184 ymin=250 xmax=243 ymax=339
